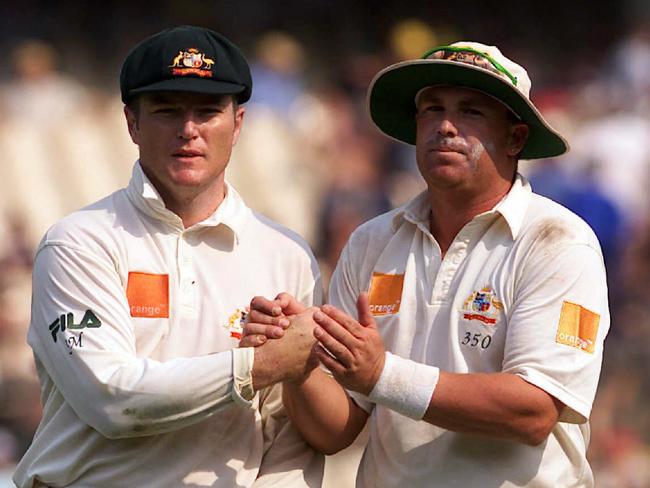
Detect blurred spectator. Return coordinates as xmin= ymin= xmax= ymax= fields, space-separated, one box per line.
xmin=250 ymin=31 xmax=306 ymax=117
xmin=1 ymin=40 xmax=87 ymax=128
xmin=607 ymin=23 xmax=650 ymax=110
xmin=316 ymin=134 xmax=391 ymax=283
xmin=528 ymin=158 xmax=625 ymax=269
xmin=389 ymin=19 xmax=438 ymax=60
xmin=570 ymin=103 xmax=650 ymax=226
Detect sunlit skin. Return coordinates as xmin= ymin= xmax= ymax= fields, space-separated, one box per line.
xmin=241 ymin=85 xmax=564 ymax=452
xmin=124 ymin=91 xmax=245 ymax=227
xmin=415 ymin=85 xmax=528 ymax=197
xmin=415 ymin=86 xmax=528 ymax=252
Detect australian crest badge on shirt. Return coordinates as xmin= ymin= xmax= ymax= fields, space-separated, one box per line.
xmin=222 ymin=308 xmax=248 ymax=340
xmin=461 ymin=285 xmax=503 ymax=325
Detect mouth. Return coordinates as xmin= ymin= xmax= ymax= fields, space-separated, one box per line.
xmin=428 ymin=139 xmax=469 ymax=155
xmin=172 ymin=148 xmax=204 ymax=158
xmin=429 ymin=146 xmax=467 ymax=156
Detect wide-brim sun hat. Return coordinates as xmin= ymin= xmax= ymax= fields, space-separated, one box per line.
xmin=368 ymin=41 xmax=568 ymax=160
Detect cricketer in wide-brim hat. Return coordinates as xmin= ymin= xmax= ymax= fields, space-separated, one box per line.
xmin=368 ymin=41 xmax=568 ymax=160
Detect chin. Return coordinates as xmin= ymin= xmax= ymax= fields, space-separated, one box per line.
xmin=169 ymin=169 xmax=206 ymax=187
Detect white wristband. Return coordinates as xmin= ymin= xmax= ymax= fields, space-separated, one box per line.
xmin=368 ymin=352 xmax=439 ymax=420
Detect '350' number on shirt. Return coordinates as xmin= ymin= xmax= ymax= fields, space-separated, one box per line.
xmin=461 ymin=332 xmax=492 ymax=349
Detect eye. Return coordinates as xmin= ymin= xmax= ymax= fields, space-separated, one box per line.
xmin=462 ymin=107 xmax=484 ymax=116
xmin=199 ymin=106 xmax=224 ymax=115
xmin=152 ymin=106 xmax=177 ymax=115
xmin=418 ymin=104 xmax=444 ymax=114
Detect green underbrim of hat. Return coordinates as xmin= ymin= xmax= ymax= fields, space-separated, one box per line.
xmin=126 ymin=77 xmax=249 ymax=103
xmin=368 ymin=59 xmax=568 ymax=160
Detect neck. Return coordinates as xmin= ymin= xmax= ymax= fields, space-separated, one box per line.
xmin=427 ymin=181 xmax=512 ymax=255
xmin=158 ymin=179 xmax=226 ymax=229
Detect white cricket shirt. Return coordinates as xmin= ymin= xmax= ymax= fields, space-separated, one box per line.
xmin=329 ymin=175 xmax=609 ymax=487
xmin=14 ymin=162 xmax=323 ymax=488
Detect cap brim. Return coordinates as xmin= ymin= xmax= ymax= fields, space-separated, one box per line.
xmin=368 ymin=59 xmax=568 ymax=160
xmin=127 ymin=77 xmax=248 ymax=102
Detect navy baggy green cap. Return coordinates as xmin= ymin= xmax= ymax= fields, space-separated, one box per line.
xmin=120 ymin=25 xmax=252 ymax=104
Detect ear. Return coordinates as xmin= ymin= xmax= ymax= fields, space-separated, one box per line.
xmin=231 ymin=105 xmax=246 ymax=147
xmin=124 ymin=105 xmax=139 ymax=145
xmin=507 ymin=123 xmax=529 ymax=157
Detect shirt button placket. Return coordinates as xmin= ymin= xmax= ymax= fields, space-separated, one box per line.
xmin=178 ymin=232 xmax=195 ymax=312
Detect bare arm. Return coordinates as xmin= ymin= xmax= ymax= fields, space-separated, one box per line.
xmin=282 ymin=368 xmax=368 ymax=454
xmin=425 ymin=372 xmax=562 ymax=445
xmin=314 ymin=294 xmax=563 ymax=446
xmin=242 ymin=295 xmax=369 ymax=454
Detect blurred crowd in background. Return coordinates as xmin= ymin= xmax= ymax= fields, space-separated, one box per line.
xmin=1 ymin=1 xmax=650 ymax=486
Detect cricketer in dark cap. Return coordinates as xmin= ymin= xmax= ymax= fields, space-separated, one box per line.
xmin=13 ymin=25 xmax=325 ymax=488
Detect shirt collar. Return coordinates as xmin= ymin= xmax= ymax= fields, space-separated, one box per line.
xmin=392 ymin=190 xmax=431 ymax=231
xmin=491 ymin=173 xmax=531 ymax=239
xmin=392 ymin=173 xmax=531 ymax=240
xmin=125 ymin=161 xmax=249 ymax=242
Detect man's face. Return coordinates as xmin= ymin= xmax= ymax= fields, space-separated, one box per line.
xmin=414 ymin=85 xmax=528 ymax=193
xmin=125 ymin=91 xmax=245 ymax=202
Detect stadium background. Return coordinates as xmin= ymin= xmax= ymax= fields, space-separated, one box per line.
xmin=1 ymin=1 xmax=650 ymax=486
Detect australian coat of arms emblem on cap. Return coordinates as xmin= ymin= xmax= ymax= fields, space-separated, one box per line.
xmin=170 ymin=48 xmax=214 ymax=78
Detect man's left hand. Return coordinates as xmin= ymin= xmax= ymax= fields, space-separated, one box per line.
xmin=313 ymin=292 xmax=386 ymax=395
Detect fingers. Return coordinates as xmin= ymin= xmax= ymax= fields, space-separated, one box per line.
xmin=313 ymin=312 xmax=355 ymax=367
xmin=320 ymin=304 xmax=364 ymax=337
xmin=243 ymin=320 xmax=286 ymax=339
xmin=250 ymin=296 xmax=283 ymax=317
xmin=275 ymin=292 xmax=306 ymax=315
xmin=315 ymin=344 xmax=346 ymax=376
xmin=239 ymin=334 xmax=268 ymax=347
xmin=247 ymin=309 xmax=290 ymax=328
xmin=356 ymin=292 xmax=376 ymax=328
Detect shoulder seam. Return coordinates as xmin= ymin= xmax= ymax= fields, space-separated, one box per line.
xmin=37 ymin=240 xmax=119 ymax=276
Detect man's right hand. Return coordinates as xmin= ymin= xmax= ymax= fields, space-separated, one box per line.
xmin=251 ymin=309 xmax=320 ymax=390
xmin=240 ymin=293 xmax=306 ymax=347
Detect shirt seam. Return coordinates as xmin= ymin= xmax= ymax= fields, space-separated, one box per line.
xmin=38 ymin=240 xmax=120 ymax=278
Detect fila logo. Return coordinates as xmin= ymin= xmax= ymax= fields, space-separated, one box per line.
xmin=49 ymin=309 xmax=101 ymax=343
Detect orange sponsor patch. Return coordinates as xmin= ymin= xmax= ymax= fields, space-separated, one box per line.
xmin=126 ymin=272 xmax=169 ymax=318
xmin=556 ymin=301 xmax=600 ymax=354
xmin=368 ymin=273 xmax=404 ymax=316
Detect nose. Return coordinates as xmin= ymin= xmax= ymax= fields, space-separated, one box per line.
xmin=177 ymin=112 xmax=199 ymax=140
xmin=437 ymin=117 xmax=458 ymax=138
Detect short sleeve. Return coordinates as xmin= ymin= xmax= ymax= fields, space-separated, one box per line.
xmin=503 ymin=243 xmax=610 ymax=423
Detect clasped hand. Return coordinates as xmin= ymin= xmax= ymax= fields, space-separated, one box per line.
xmin=241 ymin=293 xmax=386 ymax=395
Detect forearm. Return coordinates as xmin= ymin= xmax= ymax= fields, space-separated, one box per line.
xmin=37 ymin=340 xmax=240 ymax=439
xmin=283 ymin=368 xmax=368 ymax=454
xmin=423 ymin=371 xmax=561 ymax=445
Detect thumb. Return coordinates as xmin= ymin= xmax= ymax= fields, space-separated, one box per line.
xmin=356 ymin=292 xmax=375 ymax=328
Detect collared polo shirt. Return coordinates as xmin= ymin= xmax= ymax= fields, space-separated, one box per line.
xmin=14 ymin=162 xmax=323 ymax=488
xmin=329 ymin=174 xmax=609 ymax=488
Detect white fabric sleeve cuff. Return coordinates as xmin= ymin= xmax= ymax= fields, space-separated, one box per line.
xmin=231 ymin=347 xmax=256 ymax=406
xmin=368 ymin=352 xmax=439 ymax=420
